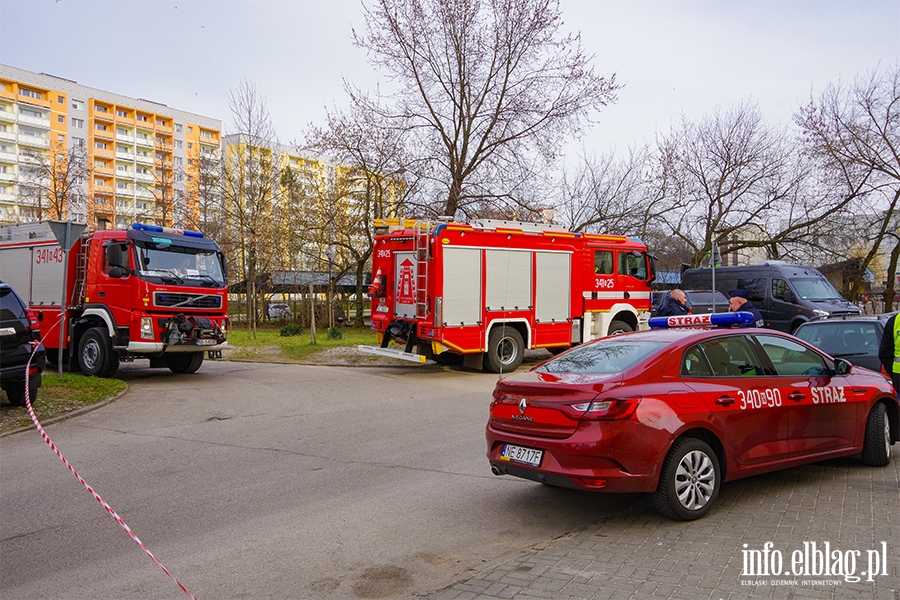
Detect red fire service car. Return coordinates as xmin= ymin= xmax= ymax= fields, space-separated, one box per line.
xmin=486 ymin=312 xmax=899 ymax=520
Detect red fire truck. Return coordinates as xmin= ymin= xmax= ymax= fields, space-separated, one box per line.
xmin=0 ymin=221 xmax=229 ymax=377
xmin=361 ymin=219 xmax=656 ymax=372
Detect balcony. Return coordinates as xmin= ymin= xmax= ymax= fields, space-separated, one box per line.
xmin=17 ymin=113 xmax=50 ymax=129
xmin=116 ymin=149 xmax=135 ymax=161
xmin=18 ymin=135 xmax=49 ymax=149
xmin=135 ymin=134 xmax=153 ymax=148
xmin=0 ymin=149 xmax=16 ymax=163
xmin=18 ymin=151 xmax=45 ymax=164
xmin=116 ymin=132 xmax=135 ymax=144
xmin=135 ymin=152 xmax=153 ymax=165
xmin=0 ymin=109 xmax=15 ymax=123
xmin=0 ymin=128 xmax=14 ymax=142
xmin=135 ymin=171 xmax=153 ymax=183
xmin=0 ymin=191 xmax=15 ymax=202
xmin=0 ymin=170 xmax=15 ymax=183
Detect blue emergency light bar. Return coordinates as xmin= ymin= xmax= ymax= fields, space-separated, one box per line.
xmin=648 ymin=311 xmax=756 ymax=329
xmin=131 ymin=223 xmax=204 ymax=238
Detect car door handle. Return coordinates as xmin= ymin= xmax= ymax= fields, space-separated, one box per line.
xmin=715 ymin=396 xmax=736 ymax=406
xmin=788 ymin=392 xmax=805 ymax=402
xmin=98 ymin=291 xmax=105 ymax=297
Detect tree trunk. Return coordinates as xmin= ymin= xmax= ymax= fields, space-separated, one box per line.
xmin=883 ymin=237 xmax=900 ymax=312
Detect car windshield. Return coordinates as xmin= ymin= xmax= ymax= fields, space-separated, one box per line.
xmin=790 ymin=277 xmax=842 ymax=301
xmin=134 ymin=242 xmax=225 ymax=286
xmin=537 ymin=339 xmax=666 ymax=374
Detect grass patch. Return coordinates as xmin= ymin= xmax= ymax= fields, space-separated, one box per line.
xmin=227 ymin=326 xmax=378 ymax=361
xmin=0 ymin=374 xmax=126 ymax=434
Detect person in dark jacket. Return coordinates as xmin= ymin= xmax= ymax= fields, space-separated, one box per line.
xmin=728 ymin=290 xmax=764 ymax=327
xmin=656 ymin=289 xmax=690 ymax=317
xmin=878 ymin=312 xmax=899 ymax=395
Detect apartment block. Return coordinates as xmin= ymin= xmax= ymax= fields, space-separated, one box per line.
xmin=0 ymin=64 xmax=221 ymax=229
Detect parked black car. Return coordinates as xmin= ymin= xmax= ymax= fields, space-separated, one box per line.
xmin=651 ymin=289 xmax=730 ymax=317
xmin=793 ymin=314 xmax=891 ymax=373
xmin=0 ymin=281 xmax=45 ymax=406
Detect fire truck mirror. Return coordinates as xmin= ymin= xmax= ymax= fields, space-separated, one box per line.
xmin=107 ymin=243 xmax=129 ymax=269
xmin=108 ymin=266 xmax=128 ymax=279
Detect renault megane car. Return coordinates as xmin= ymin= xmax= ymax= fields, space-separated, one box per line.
xmin=486 ymin=312 xmax=899 ymax=520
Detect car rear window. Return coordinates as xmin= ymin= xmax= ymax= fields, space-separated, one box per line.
xmin=794 ymin=322 xmax=879 ymax=358
xmin=537 ymin=340 xmax=666 ymax=374
xmin=0 ymin=287 xmax=26 ymax=320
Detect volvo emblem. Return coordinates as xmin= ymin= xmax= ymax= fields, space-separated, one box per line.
xmin=518 ymin=398 xmax=527 ymax=415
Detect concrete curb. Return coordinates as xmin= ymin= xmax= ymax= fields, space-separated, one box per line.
xmin=0 ymin=385 xmax=129 ymax=438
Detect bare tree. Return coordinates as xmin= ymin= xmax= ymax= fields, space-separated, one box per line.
xmin=18 ymin=141 xmax=89 ymax=221
xmin=139 ymin=135 xmax=180 ymax=227
xmin=653 ymin=102 xmax=810 ymax=267
xmin=221 ymin=80 xmax=284 ymax=333
xmin=304 ymin=100 xmax=417 ymax=325
xmin=352 ymin=0 xmax=619 ymax=217
xmin=557 ymin=144 xmax=663 ymax=236
xmin=795 ymin=64 xmax=900 ymax=306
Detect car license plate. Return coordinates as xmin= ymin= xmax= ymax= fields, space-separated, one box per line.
xmin=195 ymin=339 xmax=216 ymax=346
xmin=500 ymin=444 xmax=543 ymax=467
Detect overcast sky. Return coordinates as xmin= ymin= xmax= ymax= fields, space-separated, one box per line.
xmin=1 ymin=0 xmax=898 ymax=157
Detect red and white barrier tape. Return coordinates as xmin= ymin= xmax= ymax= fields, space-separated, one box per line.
xmin=22 ymin=316 xmax=197 ymax=599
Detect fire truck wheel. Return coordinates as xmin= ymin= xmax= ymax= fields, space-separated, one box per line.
xmin=608 ymin=320 xmax=634 ymax=335
xmin=78 ymin=327 xmax=120 ymax=378
xmin=484 ymin=327 xmax=524 ymax=373
xmin=165 ymin=352 xmax=204 ymax=374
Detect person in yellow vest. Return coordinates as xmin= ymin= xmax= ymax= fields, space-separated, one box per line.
xmin=878 ymin=312 xmax=900 ymax=395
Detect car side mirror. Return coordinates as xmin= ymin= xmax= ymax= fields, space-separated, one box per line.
xmin=834 ymin=358 xmax=852 ymax=376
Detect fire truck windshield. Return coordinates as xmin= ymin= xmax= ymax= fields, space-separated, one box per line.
xmin=134 ymin=243 xmax=225 ymax=286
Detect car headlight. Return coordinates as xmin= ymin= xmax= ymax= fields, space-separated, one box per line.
xmin=140 ymin=317 xmax=154 ymax=339
xmin=813 ymin=309 xmax=829 ymax=318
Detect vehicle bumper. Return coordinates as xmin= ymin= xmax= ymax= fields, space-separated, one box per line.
xmin=0 ymin=347 xmax=46 ymax=385
xmin=126 ymin=341 xmax=229 ymax=353
xmin=486 ymin=420 xmax=669 ymax=494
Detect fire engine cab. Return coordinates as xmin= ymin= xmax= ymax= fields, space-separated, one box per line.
xmin=361 ymin=219 xmax=656 ymax=372
xmin=0 ymin=221 xmax=229 ymax=377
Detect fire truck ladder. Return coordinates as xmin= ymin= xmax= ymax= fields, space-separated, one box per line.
xmin=71 ymin=232 xmax=91 ymax=306
xmin=414 ymin=221 xmax=434 ymax=320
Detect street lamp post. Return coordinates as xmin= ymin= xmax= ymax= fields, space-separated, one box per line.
xmin=326 ymin=245 xmax=335 ymax=330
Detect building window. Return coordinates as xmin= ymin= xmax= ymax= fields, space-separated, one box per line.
xmin=175 ymin=123 xmax=183 ymax=132
xmin=58 ymin=95 xmax=65 ymax=104
xmin=175 ymin=140 xmax=183 ymax=149
xmin=136 ymin=114 xmax=148 ymax=122
xmin=58 ymin=134 xmax=65 ymax=142
xmin=73 ymin=137 xmax=85 ymax=147
xmin=188 ymin=142 xmax=193 ymax=149
xmin=95 ymin=142 xmax=108 ymax=150
xmin=58 ymin=115 xmax=65 ymax=123
xmin=188 ymin=126 xmax=193 ymax=133
xmin=95 ymin=104 xmax=109 ymax=113
xmin=72 ymin=118 xmax=84 ymax=129
xmin=19 ymin=88 xmax=43 ymax=100
xmin=116 ymin=109 xmax=129 ymax=117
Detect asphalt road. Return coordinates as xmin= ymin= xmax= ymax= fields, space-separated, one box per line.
xmin=0 ymin=360 xmax=635 ymax=600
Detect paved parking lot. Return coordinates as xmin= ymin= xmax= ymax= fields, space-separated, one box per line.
xmin=427 ymin=453 xmax=899 ymax=600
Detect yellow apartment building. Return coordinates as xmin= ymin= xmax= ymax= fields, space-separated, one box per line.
xmin=0 ymin=64 xmax=221 ymax=229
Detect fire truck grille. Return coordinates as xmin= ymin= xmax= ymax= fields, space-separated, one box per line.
xmin=153 ymin=292 xmax=223 ymax=309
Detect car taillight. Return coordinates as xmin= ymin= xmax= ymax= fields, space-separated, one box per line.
xmin=568 ymin=397 xmax=641 ymax=421
xmin=24 ymin=308 xmax=40 ymax=332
